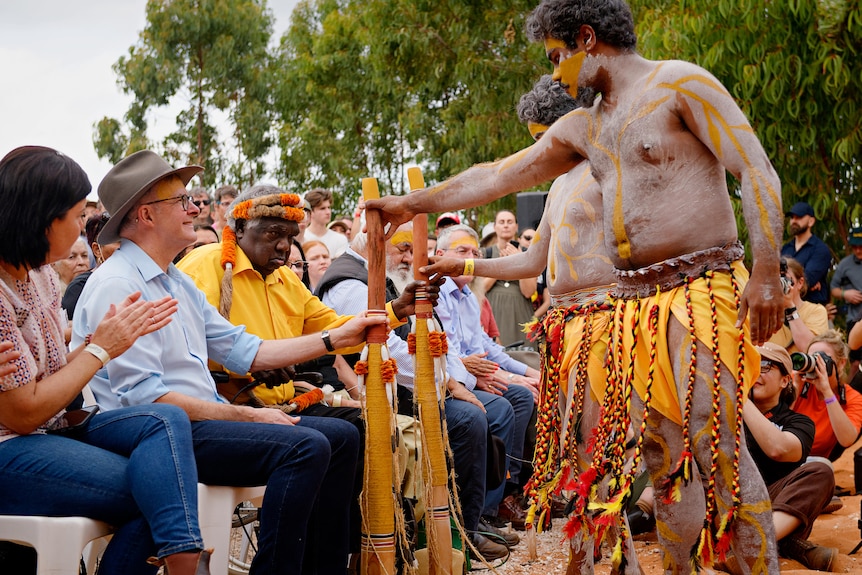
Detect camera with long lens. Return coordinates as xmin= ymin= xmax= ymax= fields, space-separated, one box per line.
xmin=779 ymin=258 xmax=792 ymax=295
xmin=791 ymin=350 xmax=835 ymax=378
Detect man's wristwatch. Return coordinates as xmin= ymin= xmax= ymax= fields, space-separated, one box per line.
xmin=321 ymin=330 xmax=335 ymax=352
xmin=784 ymin=307 xmax=800 ymax=322
xmin=84 ymin=343 xmax=111 ymax=367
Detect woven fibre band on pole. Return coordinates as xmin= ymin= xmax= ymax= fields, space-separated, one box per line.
xmin=360 ymin=177 xmax=396 ymax=575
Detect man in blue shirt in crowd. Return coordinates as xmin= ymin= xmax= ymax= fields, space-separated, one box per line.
xmin=781 ymin=201 xmax=832 ymax=305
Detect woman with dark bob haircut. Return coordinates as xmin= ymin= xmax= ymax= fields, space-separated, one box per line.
xmin=0 ymin=146 xmax=214 ymax=574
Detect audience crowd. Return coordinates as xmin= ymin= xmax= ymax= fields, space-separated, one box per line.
xmin=2 ymin=3 xmax=861 ymax=569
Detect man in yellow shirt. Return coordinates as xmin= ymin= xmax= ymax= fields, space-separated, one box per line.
xmin=178 ymin=186 xmax=422 ymax=409
xmin=178 ymin=185 xmax=429 ymax=558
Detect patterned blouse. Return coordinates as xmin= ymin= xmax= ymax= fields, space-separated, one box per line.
xmin=0 ymin=265 xmax=68 ymax=440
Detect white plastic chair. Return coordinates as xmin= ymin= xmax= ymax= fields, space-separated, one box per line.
xmin=197 ymin=484 xmax=266 ymax=575
xmin=0 ymin=515 xmax=112 ymax=575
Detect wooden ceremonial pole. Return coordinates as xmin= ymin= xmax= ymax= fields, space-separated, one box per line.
xmin=408 ymin=167 xmax=454 ymax=575
xmin=360 ymin=178 xmax=397 ymax=575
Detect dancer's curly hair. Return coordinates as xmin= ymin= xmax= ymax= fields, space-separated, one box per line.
xmin=526 ymin=0 xmax=637 ymax=51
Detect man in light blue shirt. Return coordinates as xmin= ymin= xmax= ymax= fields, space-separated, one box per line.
xmin=318 ymin=225 xmax=518 ymax=558
xmin=73 ymin=150 xmax=385 ymax=575
xmin=432 ymin=224 xmax=539 ymax=529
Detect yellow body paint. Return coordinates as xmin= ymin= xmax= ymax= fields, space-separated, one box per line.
xmin=389 ymin=231 xmax=413 ymax=246
xmin=151 ymin=177 xmax=180 ymax=200
xmin=450 ymin=236 xmax=479 ymax=249
xmin=544 ymin=38 xmax=586 ymax=99
xmin=528 ymin=122 xmax=549 ymax=140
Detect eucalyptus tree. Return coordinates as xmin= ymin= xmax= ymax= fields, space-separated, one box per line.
xmin=94 ymin=0 xmax=276 ymax=187
xmin=273 ymin=0 xmax=543 ymax=222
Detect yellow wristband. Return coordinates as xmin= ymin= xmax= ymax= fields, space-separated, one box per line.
xmin=463 ymin=258 xmax=475 ymax=276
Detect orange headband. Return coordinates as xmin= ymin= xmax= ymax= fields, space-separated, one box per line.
xmin=231 ymin=193 xmax=305 ymax=223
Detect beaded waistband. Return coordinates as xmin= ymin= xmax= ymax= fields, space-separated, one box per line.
xmin=611 ymin=241 xmax=744 ymax=299
xmin=550 ymin=285 xmax=613 ymax=308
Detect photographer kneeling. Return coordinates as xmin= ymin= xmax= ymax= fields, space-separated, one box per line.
xmin=736 ymin=343 xmax=837 ymax=571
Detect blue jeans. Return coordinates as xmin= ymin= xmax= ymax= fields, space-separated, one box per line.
xmin=191 ymin=415 xmax=359 ymax=575
xmin=444 ymin=397 xmax=487 ymax=532
xmin=500 ymin=384 xmax=534 ymax=484
xmin=474 ymin=390 xmax=513 ymax=514
xmin=0 ymin=404 xmax=201 ymax=575
xmin=475 ymin=384 xmax=534 ymax=515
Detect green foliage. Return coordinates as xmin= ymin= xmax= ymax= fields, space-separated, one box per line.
xmin=633 ymin=0 xmax=862 ymax=257
xmin=272 ymin=0 xmax=544 ymax=222
xmin=94 ymin=0 xmax=275 ymax=188
xmin=97 ymin=0 xmax=861 ymax=248
xmin=92 ymin=117 xmax=129 ymax=165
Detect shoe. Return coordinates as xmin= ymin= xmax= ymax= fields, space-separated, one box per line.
xmin=148 ymin=549 xmax=213 ymax=575
xmin=482 ymin=514 xmax=507 ymax=528
xmin=470 ymin=533 xmax=509 ymax=561
xmin=822 ymin=495 xmax=843 ymax=514
xmin=626 ymin=507 xmax=656 ymax=535
xmin=497 ymin=495 xmax=527 ymax=531
xmin=478 ymin=518 xmax=520 ymax=547
xmin=779 ymin=537 xmax=838 ymax=572
xmin=550 ymin=495 xmax=569 ymax=518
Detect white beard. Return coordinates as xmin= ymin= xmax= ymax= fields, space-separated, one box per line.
xmin=386 ymin=266 xmax=412 ymax=295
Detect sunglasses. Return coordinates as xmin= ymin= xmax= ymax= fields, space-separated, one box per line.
xmin=193 ymin=199 xmax=211 ymax=207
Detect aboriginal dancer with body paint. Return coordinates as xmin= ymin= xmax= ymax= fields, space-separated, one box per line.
xmin=425 ymin=75 xmax=641 ymax=573
xmin=369 ymin=1 xmax=785 ymax=572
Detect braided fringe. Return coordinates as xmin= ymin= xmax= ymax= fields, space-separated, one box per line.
xmin=564 ymin=299 xmax=638 ymax=551
xmin=714 ymin=269 xmax=746 ymax=560
xmin=659 ymin=278 xmax=697 ymax=504
xmin=524 ymin=308 xmax=566 ymax=533
xmin=691 ymin=271 xmax=722 ymax=568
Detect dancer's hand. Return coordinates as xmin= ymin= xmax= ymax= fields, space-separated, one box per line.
xmin=365 ymin=195 xmax=416 ymax=239
xmin=738 ymin=267 xmax=784 ymax=345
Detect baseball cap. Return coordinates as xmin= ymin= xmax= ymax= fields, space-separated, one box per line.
xmin=436 ymin=212 xmax=460 ymax=227
xmin=850 ymin=227 xmax=862 ymax=246
xmin=756 ymin=342 xmax=793 ymax=375
xmin=785 ymin=201 xmax=815 ymax=218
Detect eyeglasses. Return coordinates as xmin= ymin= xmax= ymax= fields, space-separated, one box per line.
xmin=193 ymin=199 xmax=211 ymax=207
xmin=446 ymin=246 xmax=482 ymax=258
xmin=143 ymin=194 xmax=194 ymax=211
xmin=288 ymin=260 xmax=307 ymax=270
xmin=220 ymin=200 xmax=233 ymax=207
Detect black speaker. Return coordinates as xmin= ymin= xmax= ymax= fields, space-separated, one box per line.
xmin=516 ymin=191 xmax=549 ymax=233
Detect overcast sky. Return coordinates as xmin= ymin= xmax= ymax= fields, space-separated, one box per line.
xmin=0 ymin=0 xmax=299 ymax=196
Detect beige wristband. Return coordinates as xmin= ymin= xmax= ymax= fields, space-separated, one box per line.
xmin=463 ymin=258 xmax=475 ymax=276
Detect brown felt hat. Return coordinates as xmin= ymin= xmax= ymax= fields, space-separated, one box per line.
xmin=97 ymin=150 xmax=203 ymax=244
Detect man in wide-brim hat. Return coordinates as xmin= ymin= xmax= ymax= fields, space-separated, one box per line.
xmin=72 ymin=150 xmax=387 ymax=574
